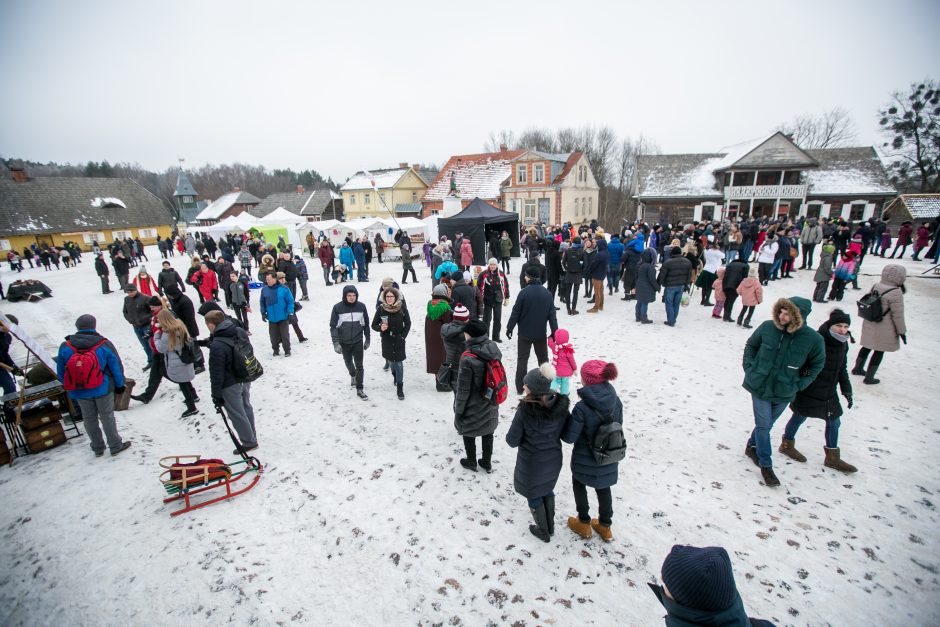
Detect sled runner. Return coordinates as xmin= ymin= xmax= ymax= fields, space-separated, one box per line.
xmin=159 ymin=405 xmax=262 ymax=517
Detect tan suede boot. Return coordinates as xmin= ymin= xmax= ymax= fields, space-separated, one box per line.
xmin=590 ymin=519 xmax=613 ymax=542
xmin=779 ymin=438 xmax=807 ymax=463
xmin=567 ymin=516 xmax=593 ymax=539
xmin=824 ymin=447 xmax=857 ymax=473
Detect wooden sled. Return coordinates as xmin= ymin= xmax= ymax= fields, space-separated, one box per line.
xmin=158 ymin=406 xmax=263 ymax=517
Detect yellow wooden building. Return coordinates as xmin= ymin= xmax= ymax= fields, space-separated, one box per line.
xmin=0 ymin=166 xmax=174 ymax=253
xmin=340 ymin=164 xmax=432 ymax=221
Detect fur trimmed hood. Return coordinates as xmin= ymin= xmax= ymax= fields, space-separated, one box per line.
xmin=771 ymin=297 xmax=811 ymax=333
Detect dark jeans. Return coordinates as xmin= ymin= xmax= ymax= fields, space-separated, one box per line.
xmin=221 ymin=283 xmax=233 ymax=307
xmin=635 ymin=301 xmax=649 ymax=320
xmin=288 ymin=314 xmax=306 ymax=341
xmin=889 ymin=244 xmax=908 ymax=259
xmin=322 ymin=265 xmax=332 ymax=285
xmin=607 ymin=265 xmax=620 ymax=291
xmin=141 ymin=353 xmax=165 ymax=400
xmin=723 ymin=288 xmax=738 ymax=321
xmin=784 ymin=413 xmax=840 ymax=448
xmin=758 ymin=262 xmax=771 ymax=284
xmin=737 ymin=305 xmax=755 ymax=326
xmin=298 ymin=279 xmax=308 ymax=299
xmin=401 ymin=267 xmax=418 ymax=283
xmin=583 ymin=275 xmax=593 ymax=298
xmin=813 ymin=281 xmax=828 ymax=302
xmin=341 ymin=342 xmax=365 ymax=389
xmin=268 ymin=320 xmax=291 ymax=353
xmin=233 ymin=304 xmax=249 ymax=331
xmin=856 ymin=347 xmax=884 ymax=379
xmin=483 ymin=301 xmax=503 ymax=341
xmin=501 ymin=257 xmax=510 ymax=274
xmin=133 ymin=325 xmax=154 ymax=363
xmin=801 ymin=243 xmax=816 ymax=268
xmin=746 ymin=394 xmax=788 ymax=468
xmin=99 ymin=275 xmax=111 ymax=293
xmin=179 ymin=380 xmax=197 ymax=411
xmin=663 ymin=285 xmax=683 ymax=325
xmin=515 ymin=336 xmax=549 ymax=394
xmin=572 ymin=476 xmax=612 ymax=526
xmin=562 ymin=280 xmax=580 ymax=310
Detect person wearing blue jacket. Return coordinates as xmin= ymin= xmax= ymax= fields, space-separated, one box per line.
xmin=56 ymin=314 xmax=131 ymax=457
xmin=258 ymin=271 xmax=295 ymax=356
xmin=339 ymin=242 xmax=356 ymax=277
xmin=353 ymin=240 xmax=367 ymax=282
xmin=434 ymin=259 xmax=459 ymax=281
xmin=562 ymin=359 xmax=622 ymax=541
xmin=606 ymin=235 xmax=624 ymax=296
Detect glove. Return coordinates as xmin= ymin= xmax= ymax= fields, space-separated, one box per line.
xmin=11 ymin=366 xmax=24 ymax=377
xmin=363 ymin=337 xmax=371 ymax=351
xmin=900 ymin=334 xmax=907 ymax=345
xmin=261 ymin=315 xmax=268 ymax=323
xmin=845 ymin=395 xmax=853 ymax=409
xmin=212 ymin=396 xmax=224 ymax=408
xmin=506 ymin=329 xmax=513 ymax=340
xmin=114 ymin=386 xmax=126 ymax=395
xmin=333 ymin=341 xmax=342 ymax=354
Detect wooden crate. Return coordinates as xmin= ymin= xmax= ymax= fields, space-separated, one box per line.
xmin=24 ymin=422 xmax=66 ymax=454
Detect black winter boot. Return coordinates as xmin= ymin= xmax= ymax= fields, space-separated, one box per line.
xmin=460 ymin=437 xmax=478 ymax=471
xmin=851 ymin=353 xmax=866 ymax=376
xmin=478 ymin=436 xmax=493 ymax=473
xmin=396 ymin=383 xmax=404 ymax=400
xmin=529 ymin=504 xmax=551 ymax=543
xmin=760 ymin=467 xmax=781 ymax=487
xmin=544 ymin=495 xmax=555 ymax=535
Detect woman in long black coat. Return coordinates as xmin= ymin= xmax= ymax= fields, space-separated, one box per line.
xmin=506 ymin=363 xmax=570 ymax=542
xmin=454 ymin=320 xmax=502 ymax=473
xmin=544 ymin=238 xmax=563 ymax=302
xmin=634 ymin=248 xmax=659 ymax=323
xmin=372 ymin=287 xmax=411 ymax=400
xmin=780 ymin=309 xmax=857 ymax=473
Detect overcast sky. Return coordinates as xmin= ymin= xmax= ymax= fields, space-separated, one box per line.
xmin=1 ymin=0 xmax=938 ymax=184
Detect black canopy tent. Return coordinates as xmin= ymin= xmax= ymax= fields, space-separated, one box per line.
xmin=436 ymin=198 xmax=520 ymax=265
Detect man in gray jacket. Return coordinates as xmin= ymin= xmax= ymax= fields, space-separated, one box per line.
xmin=799 ymin=218 xmax=823 ymax=270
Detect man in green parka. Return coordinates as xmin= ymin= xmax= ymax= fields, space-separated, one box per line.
xmin=742 ymin=296 xmax=825 ymax=487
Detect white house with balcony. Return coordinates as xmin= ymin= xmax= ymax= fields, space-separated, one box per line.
xmin=633 ymin=132 xmax=896 ymax=225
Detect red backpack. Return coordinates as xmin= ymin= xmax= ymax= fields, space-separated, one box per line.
xmin=462 ymin=350 xmax=509 ymax=405
xmin=63 ymin=340 xmax=107 ymax=391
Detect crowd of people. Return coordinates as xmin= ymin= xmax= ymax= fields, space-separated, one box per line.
xmin=0 ymin=211 xmax=931 ymax=627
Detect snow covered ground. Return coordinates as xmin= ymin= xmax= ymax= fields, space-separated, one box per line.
xmin=0 ymin=247 xmax=938 ymax=626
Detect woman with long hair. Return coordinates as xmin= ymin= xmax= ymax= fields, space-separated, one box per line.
xmin=153 ymin=309 xmax=199 ymax=417
xmin=372 ymin=287 xmax=411 ymax=400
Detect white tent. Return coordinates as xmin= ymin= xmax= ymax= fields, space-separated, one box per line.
xmin=421 ymin=215 xmax=439 ymax=244
xmin=195 ymin=212 xmax=260 ymax=237
xmin=254 ymin=207 xmax=306 ymax=250
xmin=394 ymin=217 xmax=428 ymax=243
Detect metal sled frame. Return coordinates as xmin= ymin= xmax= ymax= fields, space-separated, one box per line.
xmin=158 ymin=406 xmax=263 ymax=517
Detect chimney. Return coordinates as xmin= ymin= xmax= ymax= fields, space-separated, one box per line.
xmin=399 ymin=162 xmax=408 ymax=169
xmin=296 ymin=185 xmax=305 ymax=194
xmin=10 ymin=165 xmax=28 ymax=183
xmin=499 ymin=143 xmax=508 ymax=152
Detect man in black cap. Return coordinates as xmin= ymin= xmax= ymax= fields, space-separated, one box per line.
xmin=56 ymin=315 xmax=131 ymax=457
xmin=648 ymin=544 xmax=775 ymax=626
xmin=506 ymin=264 xmax=558 ymax=395
xmin=94 ymin=253 xmax=112 ymax=294
xmin=122 ymin=284 xmax=154 ymax=366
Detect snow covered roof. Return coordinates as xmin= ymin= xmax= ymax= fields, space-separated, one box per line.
xmin=803 ymin=147 xmax=896 ymax=196
xmin=423 ymin=149 xmax=526 ymax=203
xmin=0 ymin=176 xmax=172 ymax=236
xmin=174 ymin=169 xmax=197 ymax=197
xmin=249 ymin=189 xmax=341 ymax=218
xmin=635 ymin=153 xmax=725 ymax=199
xmin=894 ymin=194 xmax=940 ymax=219
xmin=194 ymin=191 xmax=262 ymax=220
xmin=341 ymin=169 xmax=409 ymax=192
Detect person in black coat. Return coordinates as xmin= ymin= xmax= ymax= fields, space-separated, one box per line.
xmin=477 ymin=260 xmax=509 ymax=342
xmin=157 ymin=261 xmax=186 ymax=296
xmin=165 ymin=285 xmax=200 ymax=339
xmin=450 ymin=271 xmax=480 ymax=319
xmin=506 ymin=266 xmax=559 ymax=395
xmin=94 ymin=253 xmax=112 ymax=294
xmin=586 ymin=237 xmax=609 ymax=313
xmin=544 ymin=238 xmax=563 ymax=305
xmin=780 ymin=309 xmax=857 ymax=473
xmin=506 ymin=363 xmax=571 ymax=542
xmin=562 ymin=360 xmax=622 ymax=541
xmin=454 ymin=320 xmax=502 ymax=472
xmin=519 ymin=254 xmax=547 ymax=290
xmin=634 ymin=248 xmax=659 ymax=323
xmin=657 ymin=248 xmax=692 ymax=327
xmin=112 ymin=251 xmax=131 ymax=291
xmin=371 ymin=287 xmax=410 ymax=400
xmin=721 ymin=257 xmax=749 ymax=322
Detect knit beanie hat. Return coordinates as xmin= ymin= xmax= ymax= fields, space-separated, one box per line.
xmin=525 ymin=264 xmax=543 ymax=281
xmin=75 ymin=314 xmax=97 ymax=330
xmin=452 ymin=304 xmax=470 ymax=322
xmin=488 ymin=257 xmax=498 ymax=265
xmin=451 ymin=271 xmax=465 ymax=282
xmin=524 ymin=363 xmax=556 ymax=396
xmin=580 ymin=360 xmax=618 ymax=386
xmin=382 ymin=277 xmax=395 ymax=290
xmin=661 ymin=545 xmax=738 ymax=612
xmin=828 ymin=308 xmax=851 ymax=326
xmin=432 ymin=283 xmax=449 ymax=298
xmin=148 ymin=296 xmax=162 ymax=307
xmin=464 ymin=319 xmax=487 ymax=338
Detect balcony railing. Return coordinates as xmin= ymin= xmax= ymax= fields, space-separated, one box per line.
xmin=723 ymin=184 xmax=806 ymax=200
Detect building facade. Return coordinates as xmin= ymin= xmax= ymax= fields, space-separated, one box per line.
xmin=193 ymin=189 xmax=262 ymax=226
xmin=341 ymin=164 xmax=430 ymax=221
xmin=249 ymin=186 xmax=344 ymax=222
xmin=502 ymin=150 xmax=599 ymax=226
xmin=0 ymin=166 xmax=174 ymax=252
xmin=634 ymin=132 xmax=897 ymax=225
xmin=421 ymin=147 xmax=525 ymax=217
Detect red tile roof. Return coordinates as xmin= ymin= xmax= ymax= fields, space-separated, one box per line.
xmin=552 ymin=151 xmax=583 ymax=185
xmin=422 ymin=148 xmax=526 ymax=202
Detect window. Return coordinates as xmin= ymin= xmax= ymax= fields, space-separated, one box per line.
xmin=0 ymin=239 xmax=10 ymax=251
xmin=574 ymin=198 xmax=580 ymax=216
xmin=587 ymin=197 xmax=593 ymax=214
xmin=183 ymin=196 xmax=193 ymax=204
xmin=517 ymin=164 xmax=527 ymax=184
xmin=412 ymin=192 xmax=417 ymax=202
xmin=379 ymin=192 xmax=385 ymax=204
xmin=138 ymin=228 xmax=158 ymax=238
xmin=82 ymin=232 xmax=106 ymax=244
xmin=111 ymin=230 xmax=132 ymax=240
xmin=350 ymin=194 xmax=356 ymax=205
xmin=365 ymin=193 xmax=371 ymax=205
xmin=511 ymin=198 xmax=522 ymax=214
xmin=524 ymin=199 xmax=537 ymax=220
xmin=849 ymin=202 xmax=867 ymax=221
xmin=534 ymin=163 xmax=544 ymax=183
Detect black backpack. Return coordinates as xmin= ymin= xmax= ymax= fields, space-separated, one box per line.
xmin=564 ymin=248 xmax=584 ymax=273
xmin=589 ymin=407 xmax=627 ymax=466
xmin=215 ymin=335 xmax=264 ymax=383
xmin=177 ymin=338 xmax=202 ymax=365
xmin=857 ymin=287 xmax=898 ymax=323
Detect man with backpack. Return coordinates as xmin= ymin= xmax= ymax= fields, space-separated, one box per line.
xmin=560 ymin=235 xmax=585 ymax=315
xmin=205 ymin=310 xmax=259 ymax=453
xmin=56 ymin=314 xmax=131 ymax=457
xmin=506 ymin=265 xmax=559 ymax=395
xmin=329 ymin=285 xmax=371 ymax=400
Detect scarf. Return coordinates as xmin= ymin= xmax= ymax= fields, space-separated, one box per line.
xmin=426 ymin=298 xmax=451 ymax=321
xmin=829 ymin=329 xmax=849 ymax=343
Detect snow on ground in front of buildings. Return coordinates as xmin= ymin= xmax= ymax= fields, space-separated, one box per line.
xmin=0 ymin=247 xmax=938 ymax=626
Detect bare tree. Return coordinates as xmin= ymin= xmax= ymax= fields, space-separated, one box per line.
xmin=777 ymin=107 xmax=858 ymax=148
xmin=612 ymin=135 xmax=661 ymax=221
xmin=483 ymin=129 xmax=517 ymax=152
xmin=878 ymin=78 xmax=940 ymax=193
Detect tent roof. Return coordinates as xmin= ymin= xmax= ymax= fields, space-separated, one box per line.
xmin=256 ymin=207 xmax=306 ymax=225
xmin=438 ymin=197 xmax=519 ymax=224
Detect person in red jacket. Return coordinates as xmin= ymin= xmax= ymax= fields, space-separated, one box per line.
xmin=191 ymin=262 xmax=218 ymax=303
xmin=317 ymin=240 xmax=335 ymax=286
xmin=889 ymin=221 xmax=913 ymax=259
xmin=132 ymin=267 xmax=158 ymax=296
xmin=912 ymin=223 xmax=931 ymax=260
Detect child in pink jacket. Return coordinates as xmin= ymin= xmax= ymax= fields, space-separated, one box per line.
xmin=548 ymin=328 xmax=577 ymax=395
xmin=711 ymin=267 xmax=726 ymax=319
xmin=735 ymin=266 xmax=763 ymax=328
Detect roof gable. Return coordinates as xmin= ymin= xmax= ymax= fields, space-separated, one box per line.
xmin=174 ymin=170 xmax=198 ymax=197
xmin=717 ymin=132 xmax=818 ymax=170
xmin=195 ymin=190 xmax=261 ymax=220
xmin=341 ymin=168 xmax=409 ymax=192
xmin=249 ymin=189 xmax=340 ymax=218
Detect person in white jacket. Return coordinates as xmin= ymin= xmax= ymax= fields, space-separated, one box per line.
xmin=756 ymin=235 xmax=779 ymax=286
